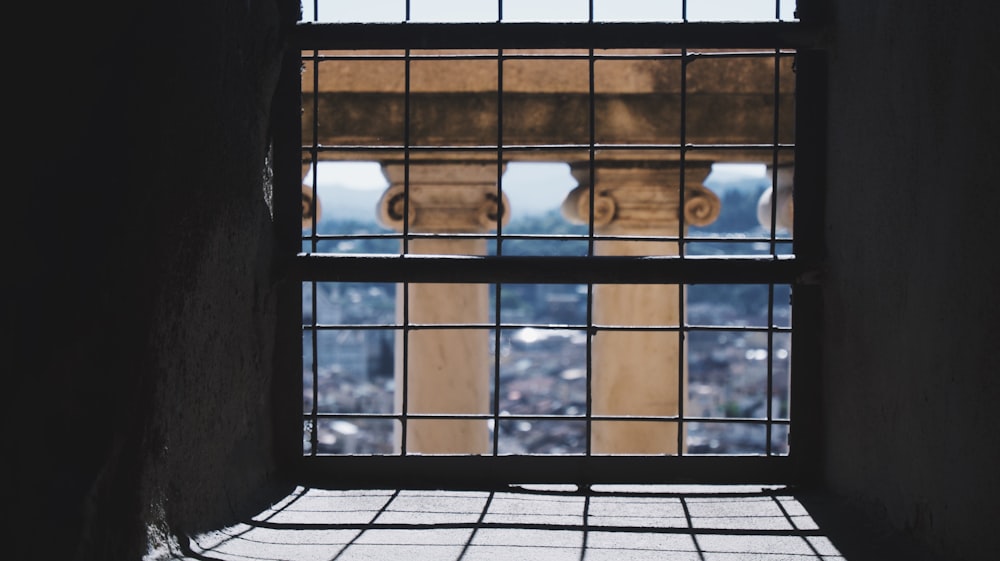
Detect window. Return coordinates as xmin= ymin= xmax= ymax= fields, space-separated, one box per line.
xmin=275 ymin=1 xmax=825 ymax=486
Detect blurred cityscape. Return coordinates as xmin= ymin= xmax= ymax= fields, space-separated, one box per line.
xmin=302 ymin=176 xmax=793 ymax=456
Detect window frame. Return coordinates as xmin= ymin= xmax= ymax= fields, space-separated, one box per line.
xmin=272 ymin=15 xmax=827 ymax=488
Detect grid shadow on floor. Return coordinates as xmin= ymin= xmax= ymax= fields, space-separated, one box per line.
xmin=148 ymin=483 xmax=943 ymax=560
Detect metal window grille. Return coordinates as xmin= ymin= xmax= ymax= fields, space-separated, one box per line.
xmin=273 ymin=1 xmax=826 ymax=488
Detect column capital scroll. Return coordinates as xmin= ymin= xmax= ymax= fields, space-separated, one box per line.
xmin=377 ymin=162 xmax=510 ymax=233
xmin=561 ymin=161 xmax=720 ymax=233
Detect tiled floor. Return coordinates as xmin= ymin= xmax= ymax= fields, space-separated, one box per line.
xmin=146 ymin=485 xmax=931 ymax=561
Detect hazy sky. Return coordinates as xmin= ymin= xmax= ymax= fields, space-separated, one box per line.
xmin=301 ymin=0 xmax=797 ymax=23
xmin=305 ymin=161 xmax=767 ymax=219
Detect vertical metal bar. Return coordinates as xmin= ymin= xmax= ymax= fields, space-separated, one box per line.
xmin=401 ymin=285 xmax=410 ymax=456
xmin=495 ymin=46 xmax=504 ymax=251
xmin=770 ymin=52 xmax=781 ymax=256
xmin=309 ymin=295 xmax=319 ymax=455
xmin=766 ymin=283 xmax=775 ymax=455
xmin=766 ymin=48 xmax=782 ymax=456
xmin=585 ymin=286 xmax=594 ymax=458
xmin=585 ymin=5 xmax=596 ymax=455
xmin=402 ymin=37 xmax=412 ymax=254
xmin=492 ymin=45 xmax=504 ymax=456
xmin=676 ymin=50 xmax=690 ymax=455
xmin=792 ymin=57 xmax=825 ymax=259
xmin=585 ymin=0 xmax=597 ymax=268
xmin=400 ymin=0 xmax=412 ymax=455
xmin=789 ymin=48 xmax=827 ymax=485
xmin=309 ymin=46 xmax=321 ymax=457
xmin=495 ymin=49 xmax=505 ymax=256
xmin=310 ymin=52 xmax=319 ymax=244
xmin=491 ymin=286 xmax=501 ymax=455
xmin=273 ymin=42 xmax=305 ymax=471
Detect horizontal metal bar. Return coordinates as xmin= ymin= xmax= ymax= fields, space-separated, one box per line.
xmin=307 ymin=412 xmax=790 ymax=424
xmin=308 ymin=143 xmax=796 ymax=153
xmin=295 ymin=22 xmax=823 ymax=50
xmin=303 ymin=235 xmax=793 ymax=245
xmin=295 ymin=455 xmax=792 ymax=487
xmin=304 ymin=49 xmax=797 ymax=61
xmin=304 ymin=322 xmax=792 ymax=332
xmin=292 ymin=254 xmax=813 ymax=284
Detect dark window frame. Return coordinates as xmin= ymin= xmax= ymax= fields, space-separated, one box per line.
xmin=273 ymin=10 xmax=827 ymax=488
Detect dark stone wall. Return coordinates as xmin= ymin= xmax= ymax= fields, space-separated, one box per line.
xmin=7 ymin=1 xmax=292 ymax=559
xmin=823 ymin=1 xmax=1000 ymax=559
xmin=7 ymin=1 xmax=999 ymax=559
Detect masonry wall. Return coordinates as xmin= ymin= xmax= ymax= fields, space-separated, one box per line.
xmin=8 ymin=2 xmax=291 ymax=559
xmin=823 ymin=2 xmax=999 ymax=559
xmin=9 ymin=1 xmax=1000 ymax=560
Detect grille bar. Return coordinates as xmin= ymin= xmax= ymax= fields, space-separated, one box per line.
xmin=309 ymin=412 xmax=791 ymax=424
xmin=293 ymin=254 xmax=811 ymax=284
xmin=297 ymin=456 xmax=792 ymax=488
xmin=288 ymin=4 xmax=820 ymax=483
xmin=305 ymin=323 xmax=793 ymax=332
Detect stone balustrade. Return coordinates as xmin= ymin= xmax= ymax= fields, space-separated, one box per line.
xmin=302 ymin=49 xmax=790 ymax=454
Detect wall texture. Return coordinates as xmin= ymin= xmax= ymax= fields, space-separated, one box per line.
xmin=823 ymin=1 xmax=999 ymax=559
xmin=8 ymin=1 xmax=291 ymax=559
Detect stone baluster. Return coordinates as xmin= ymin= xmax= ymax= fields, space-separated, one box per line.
xmin=562 ymin=161 xmax=720 ymax=454
xmin=377 ymin=162 xmax=509 ymax=454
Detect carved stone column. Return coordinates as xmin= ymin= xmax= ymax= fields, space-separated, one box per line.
xmin=377 ymin=162 xmax=509 ymax=454
xmin=562 ymin=161 xmax=720 ymax=454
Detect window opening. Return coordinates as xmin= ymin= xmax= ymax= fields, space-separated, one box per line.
xmin=280 ymin=0 xmax=823 ymax=486
xmin=301 ymin=0 xmax=799 ymax=23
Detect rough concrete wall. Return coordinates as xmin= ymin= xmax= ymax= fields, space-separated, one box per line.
xmin=823 ymin=2 xmax=1000 ymax=559
xmin=8 ymin=1 xmax=290 ymax=559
